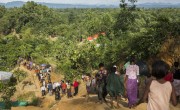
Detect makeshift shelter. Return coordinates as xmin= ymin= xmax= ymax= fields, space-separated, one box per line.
xmin=0 ymin=71 xmax=13 ymax=81
xmin=41 ymin=64 xmax=47 ymax=67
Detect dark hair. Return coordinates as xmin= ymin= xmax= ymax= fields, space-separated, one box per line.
xmin=130 ymin=59 xmax=135 ymax=63
xmin=174 ymin=62 xmax=179 ymax=68
xmin=86 ymin=73 xmax=91 ymax=77
xmin=130 ymin=56 xmax=135 ymax=63
xmin=147 ymin=73 xmax=151 ymax=78
xmin=120 ymin=69 xmax=125 ymax=74
xmin=152 ymin=60 xmax=169 ymax=79
xmin=99 ymin=63 xmax=104 ymax=68
xmin=111 ymin=67 xmax=117 ymax=73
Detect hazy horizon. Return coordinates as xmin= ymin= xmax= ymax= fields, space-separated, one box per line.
xmin=0 ymin=0 xmax=180 ymax=5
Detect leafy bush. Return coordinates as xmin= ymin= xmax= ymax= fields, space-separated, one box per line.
xmin=29 ymin=97 xmax=41 ymax=106
xmin=0 ymin=1 xmax=179 ymax=81
xmin=13 ymin=69 xmax=27 ymax=82
xmin=17 ymin=91 xmax=35 ymax=101
xmin=0 ymin=77 xmax=17 ymax=109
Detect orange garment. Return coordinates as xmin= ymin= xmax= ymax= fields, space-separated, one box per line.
xmin=62 ymin=83 xmax=67 ymax=90
xmin=147 ymin=80 xmax=172 ymax=110
xmin=35 ymin=69 xmax=40 ymax=73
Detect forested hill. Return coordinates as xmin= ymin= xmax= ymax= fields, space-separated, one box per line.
xmin=0 ymin=1 xmax=117 ymax=8
xmin=0 ymin=1 xmax=180 ymax=8
xmin=0 ymin=1 xmax=179 ymax=80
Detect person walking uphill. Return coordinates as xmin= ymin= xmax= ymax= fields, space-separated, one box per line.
xmin=73 ymin=80 xmax=79 ymax=96
xmin=125 ymin=58 xmax=139 ymax=108
xmin=95 ymin=63 xmax=108 ymax=103
xmin=138 ymin=60 xmax=177 ymax=110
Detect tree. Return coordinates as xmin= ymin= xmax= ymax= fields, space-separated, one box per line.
xmin=13 ymin=69 xmax=27 ymax=83
xmin=0 ymin=77 xmax=17 ymax=109
xmin=0 ymin=5 xmax=6 ymax=18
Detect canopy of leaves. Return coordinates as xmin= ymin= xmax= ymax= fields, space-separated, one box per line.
xmin=0 ymin=1 xmax=179 ymax=80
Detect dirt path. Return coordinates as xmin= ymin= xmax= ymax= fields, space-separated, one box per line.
xmin=15 ymin=65 xmax=64 ymax=108
xmin=12 ymin=66 xmax=180 ymax=110
xmin=11 ymin=66 xmax=41 ymax=100
xmin=19 ymin=66 xmax=41 ymax=97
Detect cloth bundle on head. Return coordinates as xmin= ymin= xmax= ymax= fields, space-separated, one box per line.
xmin=113 ymin=65 xmax=117 ymax=68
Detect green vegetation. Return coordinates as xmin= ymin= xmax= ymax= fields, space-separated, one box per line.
xmin=17 ymin=91 xmax=35 ymax=101
xmin=13 ymin=69 xmax=27 ymax=82
xmin=0 ymin=77 xmax=17 ymax=109
xmin=29 ymin=97 xmax=41 ymax=106
xmin=0 ymin=1 xmax=179 ymax=81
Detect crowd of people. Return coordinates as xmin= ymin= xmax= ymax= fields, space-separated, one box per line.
xmin=83 ymin=57 xmax=180 ymax=109
xmin=22 ymin=60 xmax=79 ymax=101
xmin=20 ymin=57 xmax=180 ymax=110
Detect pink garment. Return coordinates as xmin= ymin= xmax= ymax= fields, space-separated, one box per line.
xmin=126 ymin=65 xmax=139 ymax=79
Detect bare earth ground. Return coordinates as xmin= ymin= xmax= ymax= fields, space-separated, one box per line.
xmin=12 ymin=66 xmax=180 ymax=110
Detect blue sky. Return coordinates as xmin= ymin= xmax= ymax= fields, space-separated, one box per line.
xmin=0 ymin=0 xmax=180 ymax=4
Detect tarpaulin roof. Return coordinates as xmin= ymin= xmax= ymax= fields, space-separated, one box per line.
xmin=0 ymin=71 xmax=13 ymax=81
xmin=87 ymin=32 xmax=106 ymax=41
xmin=41 ymin=64 xmax=47 ymax=67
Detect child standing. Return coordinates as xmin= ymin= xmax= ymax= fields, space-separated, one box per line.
xmin=139 ymin=60 xmax=177 ymax=110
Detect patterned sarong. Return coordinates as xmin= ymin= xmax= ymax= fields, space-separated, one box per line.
xmin=127 ymin=78 xmax=138 ymax=106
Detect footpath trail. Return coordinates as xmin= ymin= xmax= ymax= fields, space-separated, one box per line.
xmin=12 ymin=66 xmax=180 ymax=110
xmin=12 ymin=65 xmax=62 ymax=108
xmin=19 ymin=66 xmax=41 ymax=97
xmin=11 ymin=65 xmax=41 ymax=100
